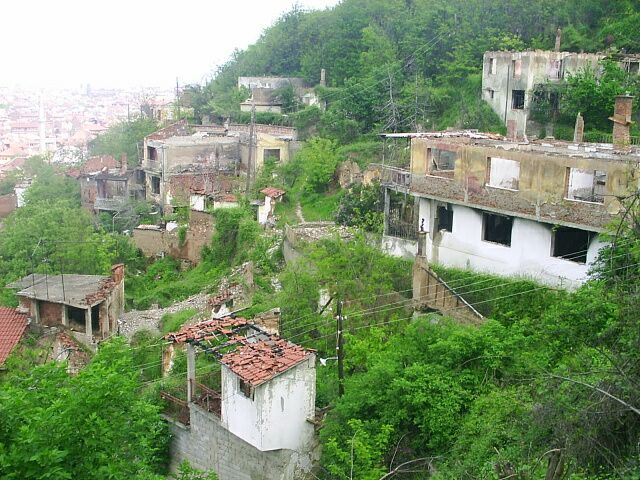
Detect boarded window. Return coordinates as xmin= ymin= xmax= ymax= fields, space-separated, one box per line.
xmin=482 ymin=212 xmax=513 ymax=246
xmin=151 ymin=176 xmax=160 ymax=194
xmin=428 ymin=148 xmax=456 ymax=175
xmin=512 ymin=90 xmax=525 ymax=109
xmin=566 ymin=168 xmax=606 ymax=203
xmin=264 ymin=148 xmax=281 ymax=162
xmin=551 ymin=226 xmax=594 ymax=264
xmin=436 ymin=204 xmax=453 ymax=232
xmin=512 ymin=59 xmax=522 ymax=78
xmin=487 ymin=157 xmax=520 ymax=190
xmin=239 ymin=379 xmax=255 ymax=400
xmin=489 ymin=57 xmax=497 ymax=74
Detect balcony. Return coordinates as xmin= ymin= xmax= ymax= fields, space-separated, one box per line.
xmin=191 ymin=380 xmax=221 ymax=418
xmin=160 ymin=391 xmax=190 ymax=426
xmin=374 ymin=163 xmax=411 ymax=193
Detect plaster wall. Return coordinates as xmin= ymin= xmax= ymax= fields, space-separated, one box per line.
xmin=420 ymin=201 xmax=605 ymax=288
xmin=381 ymin=235 xmax=418 ymax=259
xmin=221 ymin=355 xmax=316 ymax=452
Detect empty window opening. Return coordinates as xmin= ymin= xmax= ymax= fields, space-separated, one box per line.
xmin=428 ymin=148 xmax=457 ymax=177
xmin=566 ymin=168 xmax=606 ymax=203
xmin=239 ymin=379 xmax=255 ymax=400
xmin=551 ymin=226 xmax=594 ymax=263
xmin=482 ymin=212 xmax=513 ymax=246
xmin=548 ymin=59 xmax=563 ymax=79
xmin=147 ymin=146 xmax=157 ymax=161
xmin=489 ymin=57 xmax=497 ymax=74
xmin=512 ymin=90 xmax=525 ymax=109
xmin=436 ymin=204 xmax=453 ymax=232
xmin=626 ymin=61 xmax=639 ymax=75
xmin=263 ymin=148 xmax=281 ymax=162
xmin=151 ymin=175 xmax=160 ymax=194
xmin=487 ymin=157 xmax=520 ymax=190
xmin=67 ymin=306 xmax=86 ymax=333
xmin=91 ymin=304 xmax=100 ymax=333
xmin=512 ymin=59 xmax=522 ymax=78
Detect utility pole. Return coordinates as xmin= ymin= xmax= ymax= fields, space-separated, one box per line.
xmin=175 ymin=77 xmax=181 ymax=119
xmin=336 ymin=299 xmax=345 ymax=397
xmin=245 ymin=101 xmax=256 ymax=198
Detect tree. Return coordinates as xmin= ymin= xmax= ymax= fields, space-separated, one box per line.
xmin=0 ymin=337 xmax=168 ymax=479
xmin=89 ymin=117 xmax=158 ymax=167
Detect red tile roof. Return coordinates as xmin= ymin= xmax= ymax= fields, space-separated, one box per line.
xmin=164 ymin=317 xmax=249 ymax=344
xmin=260 ymin=187 xmax=285 ymax=199
xmin=0 ymin=307 xmax=27 ymax=365
xmin=221 ymin=338 xmax=312 ymax=386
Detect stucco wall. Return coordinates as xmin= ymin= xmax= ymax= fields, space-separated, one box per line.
xmin=168 ymin=403 xmax=318 ymax=480
xmin=221 ymin=356 xmax=316 ymax=452
xmin=419 ymin=199 xmax=605 ymax=289
xmin=381 ymin=235 xmax=418 ymax=259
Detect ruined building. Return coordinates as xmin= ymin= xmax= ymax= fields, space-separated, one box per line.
xmin=378 ymin=96 xmax=639 ymax=289
xmin=161 ymin=317 xmax=318 ymax=480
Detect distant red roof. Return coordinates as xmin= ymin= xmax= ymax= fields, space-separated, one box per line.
xmin=260 ymin=187 xmax=285 ymax=199
xmin=221 ymin=338 xmax=312 ymax=386
xmin=0 ymin=307 xmax=27 ymax=365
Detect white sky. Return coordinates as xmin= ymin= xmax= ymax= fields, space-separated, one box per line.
xmin=0 ymin=0 xmax=342 ymax=90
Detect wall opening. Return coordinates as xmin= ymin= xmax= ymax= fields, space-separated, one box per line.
xmin=512 ymin=90 xmax=525 ymax=109
xmin=625 ymin=60 xmax=639 ymax=75
xmin=488 ymin=89 xmax=495 ymax=100
xmin=551 ymin=226 xmax=594 ymax=263
xmin=482 ymin=212 xmax=513 ymax=246
xmin=147 ymin=146 xmax=157 ymax=161
xmin=487 ymin=157 xmax=520 ymax=190
xmin=489 ymin=57 xmax=497 ymax=74
xmin=67 ymin=306 xmax=86 ymax=333
xmin=387 ymin=191 xmax=418 ymax=240
xmin=151 ymin=176 xmax=161 ymax=194
xmin=91 ymin=304 xmax=100 ymax=333
xmin=427 ymin=148 xmax=456 ymax=177
xmin=239 ymin=379 xmax=255 ymax=400
xmin=512 ymin=59 xmax=522 ymax=78
xmin=436 ymin=204 xmax=453 ymax=232
xmin=263 ymin=148 xmax=281 ymax=162
xmin=548 ymin=59 xmax=563 ymax=79
xmin=566 ymin=168 xmax=606 ymax=203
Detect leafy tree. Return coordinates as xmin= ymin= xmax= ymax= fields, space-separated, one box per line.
xmin=296 ymin=138 xmax=342 ymax=193
xmin=335 ymin=181 xmax=384 ymax=233
xmin=90 ymin=117 xmax=158 ymax=167
xmin=0 ymin=337 xmax=168 ymax=479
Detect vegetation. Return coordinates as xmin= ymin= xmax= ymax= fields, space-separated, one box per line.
xmin=89 ymin=117 xmax=158 ymax=167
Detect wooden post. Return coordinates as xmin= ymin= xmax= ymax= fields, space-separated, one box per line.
xmin=187 ymin=343 xmax=196 ymax=403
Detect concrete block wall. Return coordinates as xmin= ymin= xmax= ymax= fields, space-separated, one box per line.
xmin=168 ymin=404 xmax=318 ymax=480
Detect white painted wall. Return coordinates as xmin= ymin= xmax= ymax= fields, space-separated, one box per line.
xmin=257 ymin=196 xmax=273 ymax=225
xmin=419 ymin=202 xmax=605 ymax=289
xmin=488 ymin=157 xmax=520 ymax=190
xmin=381 ymin=235 xmax=418 ymax=259
xmin=190 ymin=194 xmax=206 ymax=212
xmin=221 ymin=355 xmax=316 ymax=452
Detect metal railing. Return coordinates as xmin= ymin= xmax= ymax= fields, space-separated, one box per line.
xmin=160 ymin=391 xmax=190 ymax=425
xmin=191 ymin=381 xmax=222 ymax=418
xmin=374 ymin=163 xmax=412 ymax=190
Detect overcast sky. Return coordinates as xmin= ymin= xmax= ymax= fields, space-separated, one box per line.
xmin=1 ymin=0 xmax=341 ymax=90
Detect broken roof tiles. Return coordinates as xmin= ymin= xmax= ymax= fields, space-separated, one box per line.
xmin=261 ymin=187 xmax=285 ymax=199
xmin=164 ymin=317 xmax=249 ymax=344
xmin=208 ymin=290 xmax=234 ymax=307
xmin=221 ymin=338 xmax=312 ymax=386
xmin=0 ymin=307 xmax=27 ymax=365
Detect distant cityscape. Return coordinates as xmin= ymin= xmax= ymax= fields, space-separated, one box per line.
xmin=0 ymin=85 xmax=175 ymax=174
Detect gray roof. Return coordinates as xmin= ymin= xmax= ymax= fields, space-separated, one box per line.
xmin=6 ymin=274 xmax=112 ymax=307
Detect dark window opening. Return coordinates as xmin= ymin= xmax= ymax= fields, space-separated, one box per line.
xmin=239 ymin=379 xmax=255 ymax=400
xmin=512 ymin=59 xmax=522 ymax=78
xmin=489 ymin=89 xmax=495 ymax=100
xmin=549 ymin=92 xmax=560 ymax=113
xmin=552 ymin=226 xmax=594 ymax=263
xmin=264 ymin=148 xmax=281 ymax=162
xmin=512 ymin=90 xmax=525 ymax=109
xmin=147 ymin=146 xmax=157 ymax=161
xmin=67 ymin=306 xmax=86 ymax=333
xmin=436 ymin=205 xmax=453 ymax=232
xmin=428 ymin=148 xmax=457 ymax=175
xmin=91 ymin=304 xmax=100 ymax=333
xmin=151 ymin=176 xmax=160 ymax=195
xmin=627 ymin=61 xmax=639 ymax=75
xmin=483 ymin=212 xmax=513 ymax=246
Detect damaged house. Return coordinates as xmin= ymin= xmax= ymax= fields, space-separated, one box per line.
xmin=238 ymin=75 xmax=322 ymax=113
xmin=161 ymin=317 xmax=317 ymax=480
xmin=6 ymin=264 xmax=125 ymax=347
xmin=379 ymin=96 xmax=639 ymax=289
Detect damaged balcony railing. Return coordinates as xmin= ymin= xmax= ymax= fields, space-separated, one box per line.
xmin=373 ymin=163 xmax=412 ymax=191
xmin=191 ymin=380 xmax=222 ymax=418
xmin=160 ymin=391 xmax=190 ymax=426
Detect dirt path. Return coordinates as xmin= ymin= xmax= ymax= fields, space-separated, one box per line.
xmin=119 ymin=292 xmax=210 ymax=339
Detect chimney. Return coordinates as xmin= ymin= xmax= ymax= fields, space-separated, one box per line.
xmin=609 ymin=95 xmax=634 ymax=147
xmin=554 ymin=28 xmax=562 ymax=52
xmin=573 ymin=112 xmax=584 ymax=143
xmin=320 ymin=68 xmax=326 ymax=87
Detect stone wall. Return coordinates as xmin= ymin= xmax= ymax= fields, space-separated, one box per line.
xmin=168 ymin=404 xmax=318 ymax=480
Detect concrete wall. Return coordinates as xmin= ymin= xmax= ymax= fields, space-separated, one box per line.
xmin=221 ymin=356 xmax=316 ymax=453
xmin=409 ymin=137 xmax=636 ymax=230
xmin=381 ymin=235 xmax=418 ymax=259
xmin=418 ymin=198 xmax=606 ymax=289
xmin=168 ymin=403 xmax=318 ymax=480
xmin=482 ymin=51 xmax=604 ymax=137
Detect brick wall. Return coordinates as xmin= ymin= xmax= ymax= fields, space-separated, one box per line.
xmin=39 ymin=301 xmax=63 ymax=327
xmin=168 ymin=404 xmax=318 ymax=480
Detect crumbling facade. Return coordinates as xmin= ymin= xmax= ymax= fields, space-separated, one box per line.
xmin=7 ymin=264 xmax=125 ymax=347
xmin=238 ymin=76 xmax=320 ymax=113
xmin=161 ymin=317 xmax=318 ymax=480
xmin=379 ymin=128 xmax=639 ymax=288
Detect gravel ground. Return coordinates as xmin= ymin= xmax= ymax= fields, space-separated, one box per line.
xmin=119 ymin=292 xmax=210 ymax=339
